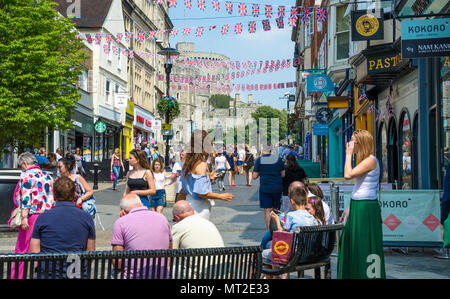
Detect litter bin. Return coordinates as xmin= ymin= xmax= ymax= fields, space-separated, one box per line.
xmin=0 ymin=169 xmax=21 ymax=228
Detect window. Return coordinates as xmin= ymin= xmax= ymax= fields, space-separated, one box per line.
xmin=335 ymin=5 xmax=350 ymax=61
xmin=78 ymin=68 xmax=88 ymax=92
xmin=105 ymin=80 xmax=111 ymax=104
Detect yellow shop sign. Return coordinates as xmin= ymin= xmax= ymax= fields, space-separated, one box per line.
xmin=367 ymin=53 xmax=403 ymax=74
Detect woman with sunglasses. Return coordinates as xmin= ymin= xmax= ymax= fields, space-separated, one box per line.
xmin=123 ymin=149 xmax=156 ymax=209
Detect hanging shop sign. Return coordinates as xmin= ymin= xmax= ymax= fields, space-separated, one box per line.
xmin=315 ymin=107 xmax=333 ymax=125
xmin=94 ymin=121 xmax=106 ymax=134
xmin=327 ymin=96 xmax=349 ymax=108
xmin=306 ymin=74 xmax=335 ymax=93
xmin=351 ymin=9 xmax=384 ymax=41
xmin=401 ymin=18 xmax=450 ymax=58
xmin=313 ymin=123 xmax=329 ymax=135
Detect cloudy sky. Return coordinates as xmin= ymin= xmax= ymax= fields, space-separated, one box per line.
xmin=168 ymin=0 xmax=297 ymax=110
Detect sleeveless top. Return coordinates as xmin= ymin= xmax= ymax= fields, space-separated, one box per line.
xmin=127 ymin=170 xmax=150 ymax=191
xmin=351 ymin=155 xmax=380 ymax=200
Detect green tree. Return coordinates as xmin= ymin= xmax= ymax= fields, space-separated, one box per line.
xmin=0 ymin=0 xmax=87 ymax=152
xmin=209 ymin=94 xmax=233 ymax=109
xmin=251 ymin=105 xmax=287 ymax=143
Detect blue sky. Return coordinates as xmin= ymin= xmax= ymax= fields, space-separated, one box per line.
xmin=168 ymin=0 xmax=297 ymax=110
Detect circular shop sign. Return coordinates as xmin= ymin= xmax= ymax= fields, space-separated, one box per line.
xmin=314 ymin=77 xmax=327 ymax=90
xmin=355 ymin=13 xmax=380 ymax=37
xmin=95 ymin=121 xmax=106 ymax=134
xmin=316 ymin=107 xmax=333 ymax=125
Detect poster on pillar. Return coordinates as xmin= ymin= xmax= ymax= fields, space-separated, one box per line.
xmin=343 ymin=190 xmax=442 ymax=246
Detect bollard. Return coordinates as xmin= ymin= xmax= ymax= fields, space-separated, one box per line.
xmin=93 ymin=163 xmax=99 ymax=190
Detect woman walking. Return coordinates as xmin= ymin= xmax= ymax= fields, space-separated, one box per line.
xmin=13 ymin=152 xmax=55 ymax=278
xmin=337 ymin=129 xmax=386 ymax=279
xmin=177 ymin=130 xmax=234 ymax=220
xmin=214 ymin=152 xmax=227 ymax=191
xmin=123 ymin=149 xmax=156 ymax=209
xmin=243 ymin=147 xmax=255 ymax=187
xmin=111 ymin=148 xmax=125 ymax=191
xmin=150 ymin=158 xmax=172 ymax=213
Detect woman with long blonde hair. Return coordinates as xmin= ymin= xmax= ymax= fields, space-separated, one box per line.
xmin=337 ymin=129 xmax=386 ymax=279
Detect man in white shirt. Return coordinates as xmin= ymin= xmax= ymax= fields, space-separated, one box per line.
xmin=171 ymin=200 xmax=224 ymax=249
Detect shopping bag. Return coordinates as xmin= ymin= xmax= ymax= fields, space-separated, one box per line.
xmin=110 ymin=172 xmax=116 ymax=182
xmin=271 ymin=231 xmax=294 ymax=265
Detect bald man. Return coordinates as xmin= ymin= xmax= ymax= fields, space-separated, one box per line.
xmin=171 ymin=200 xmax=224 ymax=249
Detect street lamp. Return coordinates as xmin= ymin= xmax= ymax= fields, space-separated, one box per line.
xmin=158 ymin=46 xmax=180 ymax=171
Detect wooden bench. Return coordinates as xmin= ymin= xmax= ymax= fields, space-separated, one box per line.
xmin=261 ymin=224 xmax=344 ymax=279
xmin=0 ymin=246 xmax=262 ymax=279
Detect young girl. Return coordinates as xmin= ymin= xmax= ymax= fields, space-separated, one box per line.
xmin=305 ymin=194 xmax=326 ymax=226
xmin=150 ymin=158 xmax=173 ymax=213
xmin=111 ymin=148 xmax=125 ymax=191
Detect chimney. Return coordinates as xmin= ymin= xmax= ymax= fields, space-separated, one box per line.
xmin=248 ymin=94 xmax=253 ymax=105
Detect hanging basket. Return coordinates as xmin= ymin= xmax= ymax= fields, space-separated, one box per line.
xmin=157 ymin=95 xmax=180 ymax=122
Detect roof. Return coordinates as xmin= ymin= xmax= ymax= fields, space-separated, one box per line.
xmin=51 ymin=0 xmax=113 ymax=28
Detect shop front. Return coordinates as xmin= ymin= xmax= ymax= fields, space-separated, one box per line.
xmin=122 ymin=100 xmax=134 ymax=159
xmin=133 ymin=105 xmax=156 ymax=149
xmin=94 ymin=105 xmax=123 ymax=162
xmin=68 ymin=110 xmax=94 ymax=162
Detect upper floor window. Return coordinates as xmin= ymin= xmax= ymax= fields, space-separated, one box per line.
xmin=336 ymin=4 xmax=350 ymax=60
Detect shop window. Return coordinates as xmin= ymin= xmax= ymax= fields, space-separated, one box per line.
xmin=378 ymin=122 xmax=388 ymax=183
xmin=441 ymin=56 xmax=450 ymax=184
xmin=399 ymin=111 xmax=411 ymax=189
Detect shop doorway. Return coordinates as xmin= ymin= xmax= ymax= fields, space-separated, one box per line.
xmin=412 ymin=113 xmax=419 ymax=189
xmin=387 ymin=118 xmax=399 ymax=187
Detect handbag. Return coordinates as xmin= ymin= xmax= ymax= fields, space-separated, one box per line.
xmin=271 ymin=231 xmax=294 ymax=265
xmin=82 ymin=196 xmax=97 ymax=217
xmin=110 ymin=172 xmax=116 ymax=182
xmin=9 ymin=207 xmax=22 ymax=229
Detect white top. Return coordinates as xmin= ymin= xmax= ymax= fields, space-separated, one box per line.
xmin=215 ymin=156 xmax=226 ymax=170
xmin=153 ymin=172 xmax=170 ymax=190
xmin=238 ymin=149 xmax=245 ymax=161
xmin=171 ymin=214 xmax=224 ymax=249
xmin=351 ymin=155 xmax=380 ymax=200
xmin=172 ymin=161 xmax=183 ymax=193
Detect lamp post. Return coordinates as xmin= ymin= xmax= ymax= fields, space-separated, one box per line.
xmin=158 ymin=47 xmax=180 ymax=171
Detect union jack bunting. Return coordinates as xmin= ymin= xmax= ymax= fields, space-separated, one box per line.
xmin=125 ymin=32 xmax=133 ymax=42
xmin=112 ymin=46 xmax=119 ymax=55
xmin=265 ymin=5 xmax=273 ymax=18
xmin=238 ymin=3 xmax=247 ymax=16
xmin=195 ymin=26 xmax=204 ymax=37
xmin=248 ymin=21 xmax=256 ymax=33
xmin=103 ymin=44 xmax=110 ymax=54
xmin=198 ymin=0 xmax=206 ymax=11
xmin=94 ymin=33 xmax=102 ymax=44
xmin=316 ymin=7 xmax=326 ymax=22
xmin=221 ymin=24 xmax=230 ymax=34
xmin=278 ymin=6 xmax=285 ymax=18
xmin=262 ymin=19 xmax=271 ymax=31
xmin=183 ymin=28 xmax=191 ymax=36
xmin=234 ymin=23 xmax=243 ymax=34
xmin=168 ymin=0 xmax=177 ymax=7
xmin=184 ymin=0 xmax=192 ymax=8
xmin=121 ymin=48 xmax=128 ymax=57
xmin=116 ymin=33 xmax=123 ymax=43
xmin=276 ymin=17 xmax=284 ymax=29
xmin=106 ymin=33 xmax=112 ymax=44
xmin=212 ymin=0 xmax=220 ymax=11
xmin=85 ymin=34 xmax=93 ymax=43
xmin=290 ymin=6 xmax=298 ymax=20
xmin=148 ymin=31 xmax=156 ymax=40
xmin=225 ymin=1 xmax=232 ymax=14
xmin=301 ymin=7 xmax=312 ymax=22
xmin=288 ymin=16 xmax=297 ymax=27
xmin=367 ymin=105 xmax=375 ymax=113
xmin=209 ymin=25 xmax=217 ymax=30
xmin=157 ymin=0 xmax=164 ymax=4
xmin=129 ymin=50 xmax=134 ymax=59
xmin=170 ymin=29 xmax=179 ymax=37
xmin=252 ymin=4 xmax=260 ymax=17
xmin=136 ymin=32 xmax=145 ymax=43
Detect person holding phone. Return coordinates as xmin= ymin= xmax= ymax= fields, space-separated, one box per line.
xmin=337 ymin=130 xmax=386 ymax=279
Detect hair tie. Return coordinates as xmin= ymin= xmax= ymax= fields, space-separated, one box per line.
xmin=308 ymin=199 xmax=315 ymax=205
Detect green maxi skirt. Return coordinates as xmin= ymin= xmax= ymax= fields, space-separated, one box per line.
xmin=337 ymin=199 xmax=386 ymax=279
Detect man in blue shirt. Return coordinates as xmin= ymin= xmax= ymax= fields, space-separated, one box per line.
xmin=252 ymin=144 xmax=285 ymax=229
xmin=30 ymin=176 xmax=96 ymax=254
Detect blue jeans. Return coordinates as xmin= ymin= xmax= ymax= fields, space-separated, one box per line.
xmin=260 ymin=230 xmax=272 ymax=250
xmin=112 ymin=166 xmax=120 ymax=189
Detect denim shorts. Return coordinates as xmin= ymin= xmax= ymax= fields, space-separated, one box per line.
xmin=259 ymin=190 xmax=282 ymax=209
xmin=150 ymin=189 xmax=166 ymax=207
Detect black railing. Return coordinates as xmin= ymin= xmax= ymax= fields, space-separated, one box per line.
xmin=0 ymin=246 xmax=262 ymax=279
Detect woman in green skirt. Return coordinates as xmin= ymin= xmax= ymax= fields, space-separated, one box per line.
xmin=337 ymin=129 xmax=386 ymax=279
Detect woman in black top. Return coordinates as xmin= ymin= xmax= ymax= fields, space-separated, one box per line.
xmin=281 ymin=153 xmax=307 ymax=211
xmin=243 ymin=148 xmax=255 ymax=186
xmin=123 ymin=149 xmax=156 ymax=209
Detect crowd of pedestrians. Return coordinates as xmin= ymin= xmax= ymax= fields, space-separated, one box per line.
xmin=13 ymin=129 xmax=396 ymax=280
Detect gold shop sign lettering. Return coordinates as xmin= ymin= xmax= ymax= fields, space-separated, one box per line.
xmin=367 ymin=53 xmax=403 ymax=74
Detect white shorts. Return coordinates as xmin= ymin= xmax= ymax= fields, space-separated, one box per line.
xmin=187 ymin=197 xmax=212 ymax=220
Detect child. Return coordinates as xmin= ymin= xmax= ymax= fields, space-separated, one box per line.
xmin=305 ymin=192 xmax=326 ymax=226
xmin=261 ymin=185 xmax=316 ymax=278
xmin=305 ymin=183 xmax=334 ymax=225
xmin=150 ymin=158 xmax=173 ymax=213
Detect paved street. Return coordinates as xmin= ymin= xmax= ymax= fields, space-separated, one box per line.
xmin=1 ymin=174 xmax=450 ymax=279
